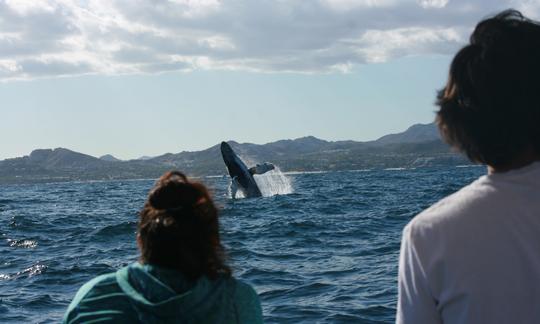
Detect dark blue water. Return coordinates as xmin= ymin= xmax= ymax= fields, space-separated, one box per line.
xmin=0 ymin=167 xmax=485 ymax=323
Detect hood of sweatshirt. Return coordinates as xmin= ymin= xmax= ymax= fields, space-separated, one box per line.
xmin=116 ymin=263 xmax=235 ymax=323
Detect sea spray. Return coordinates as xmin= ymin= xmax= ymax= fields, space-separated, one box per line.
xmin=227 ymin=155 xmax=293 ymax=198
xmin=226 ymin=166 xmax=293 ymax=198
xmin=254 ymin=167 xmax=293 ymax=196
xmin=227 ymin=181 xmax=246 ymax=199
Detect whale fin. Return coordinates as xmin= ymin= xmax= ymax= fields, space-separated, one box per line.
xmin=249 ymin=162 xmax=275 ymax=175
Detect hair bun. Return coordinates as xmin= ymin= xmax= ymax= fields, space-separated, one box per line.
xmin=147 ymin=172 xmax=201 ymax=212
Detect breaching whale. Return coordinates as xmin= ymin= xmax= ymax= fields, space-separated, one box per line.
xmin=220 ymin=141 xmax=275 ymax=198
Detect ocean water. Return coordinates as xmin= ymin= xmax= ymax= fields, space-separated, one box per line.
xmin=0 ymin=166 xmax=485 ymax=323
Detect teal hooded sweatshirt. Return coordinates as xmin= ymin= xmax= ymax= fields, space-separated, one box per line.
xmin=63 ymin=263 xmax=263 ymax=324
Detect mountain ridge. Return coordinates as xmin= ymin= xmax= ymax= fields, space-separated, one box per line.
xmin=0 ymin=123 xmax=469 ymax=184
xmin=99 ymin=154 xmax=122 ymax=162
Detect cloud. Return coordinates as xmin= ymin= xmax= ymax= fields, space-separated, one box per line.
xmin=418 ymin=0 xmax=449 ymax=9
xmin=0 ymin=0 xmax=537 ymax=80
xmin=354 ymin=27 xmax=462 ymax=63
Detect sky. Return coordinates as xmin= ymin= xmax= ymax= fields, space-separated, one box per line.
xmin=1 ymin=0 xmax=539 ymax=160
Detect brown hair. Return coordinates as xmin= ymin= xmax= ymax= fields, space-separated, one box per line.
xmin=436 ymin=9 xmax=540 ymax=168
xmin=137 ymin=171 xmax=231 ymax=280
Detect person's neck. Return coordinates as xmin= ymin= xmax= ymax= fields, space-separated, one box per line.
xmin=488 ymin=150 xmax=540 ymax=174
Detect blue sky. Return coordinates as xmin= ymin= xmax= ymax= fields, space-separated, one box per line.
xmin=1 ymin=0 xmax=538 ymax=160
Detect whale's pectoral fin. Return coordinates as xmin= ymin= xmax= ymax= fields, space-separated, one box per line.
xmin=249 ymin=163 xmax=275 ymax=175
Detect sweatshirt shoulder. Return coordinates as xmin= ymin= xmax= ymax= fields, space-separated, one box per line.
xmin=70 ymin=272 xmax=118 ymax=304
xmin=233 ymin=279 xmax=259 ymax=301
xmin=230 ymin=278 xmax=263 ymax=323
xmin=63 ymin=272 xmax=124 ymax=323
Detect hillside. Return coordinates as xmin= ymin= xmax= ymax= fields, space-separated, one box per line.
xmin=99 ymin=154 xmax=122 ymax=162
xmin=374 ymin=123 xmax=440 ymax=145
xmin=0 ymin=123 xmax=468 ymax=184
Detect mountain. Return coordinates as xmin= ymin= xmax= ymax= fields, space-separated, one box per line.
xmin=99 ymin=154 xmax=122 ymax=162
xmin=0 ymin=148 xmax=168 ymax=184
xmin=0 ymin=123 xmax=468 ymax=184
xmin=373 ymin=123 xmax=440 ymax=145
xmin=27 ymin=148 xmax=103 ymax=169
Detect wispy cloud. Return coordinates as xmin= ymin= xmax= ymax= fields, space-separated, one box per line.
xmin=0 ymin=0 xmax=537 ymax=80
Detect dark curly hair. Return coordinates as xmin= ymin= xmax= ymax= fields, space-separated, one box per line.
xmin=137 ymin=171 xmax=231 ymax=280
xmin=436 ymin=9 xmax=540 ymax=168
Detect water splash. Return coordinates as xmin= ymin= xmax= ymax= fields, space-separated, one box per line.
xmin=8 ymin=239 xmax=38 ymax=248
xmin=226 ymin=154 xmax=294 ymax=198
xmin=254 ymin=167 xmax=293 ymax=197
xmin=227 ymin=182 xmax=246 ymax=199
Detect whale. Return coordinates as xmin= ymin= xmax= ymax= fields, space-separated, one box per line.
xmin=220 ymin=141 xmax=275 ymax=198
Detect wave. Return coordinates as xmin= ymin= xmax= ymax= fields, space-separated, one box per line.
xmin=1 ymin=167 xmax=486 ymax=323
xmin=13 ymin=263 xmax=48 ymax=278
xmin=7 ymin=239 xmax=38 ymax=249
xmin=92 ymin=221 xmax=137 ymax=237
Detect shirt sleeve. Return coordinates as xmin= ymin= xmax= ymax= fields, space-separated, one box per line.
xmin=396 ymin=223 xmax=442 ymax=324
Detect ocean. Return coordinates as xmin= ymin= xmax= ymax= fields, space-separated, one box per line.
xmin=0 ymin=166 xmax=485 ymax=323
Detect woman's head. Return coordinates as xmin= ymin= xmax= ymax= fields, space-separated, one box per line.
xmin=137 ymin=171 xmax=230 ymax=280
xmin=436 ymin=9 xmax=540 ymax=169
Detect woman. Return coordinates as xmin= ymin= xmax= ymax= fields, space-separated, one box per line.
xmin=64 ymin=171 xmax=263 ymax=323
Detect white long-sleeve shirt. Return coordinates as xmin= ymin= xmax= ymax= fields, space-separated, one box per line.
xmin=397 ymin=162 xmax=540 ymax=324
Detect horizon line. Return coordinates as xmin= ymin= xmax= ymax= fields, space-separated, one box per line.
xmin=1 ymin=122 xmax=436 ymax=161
